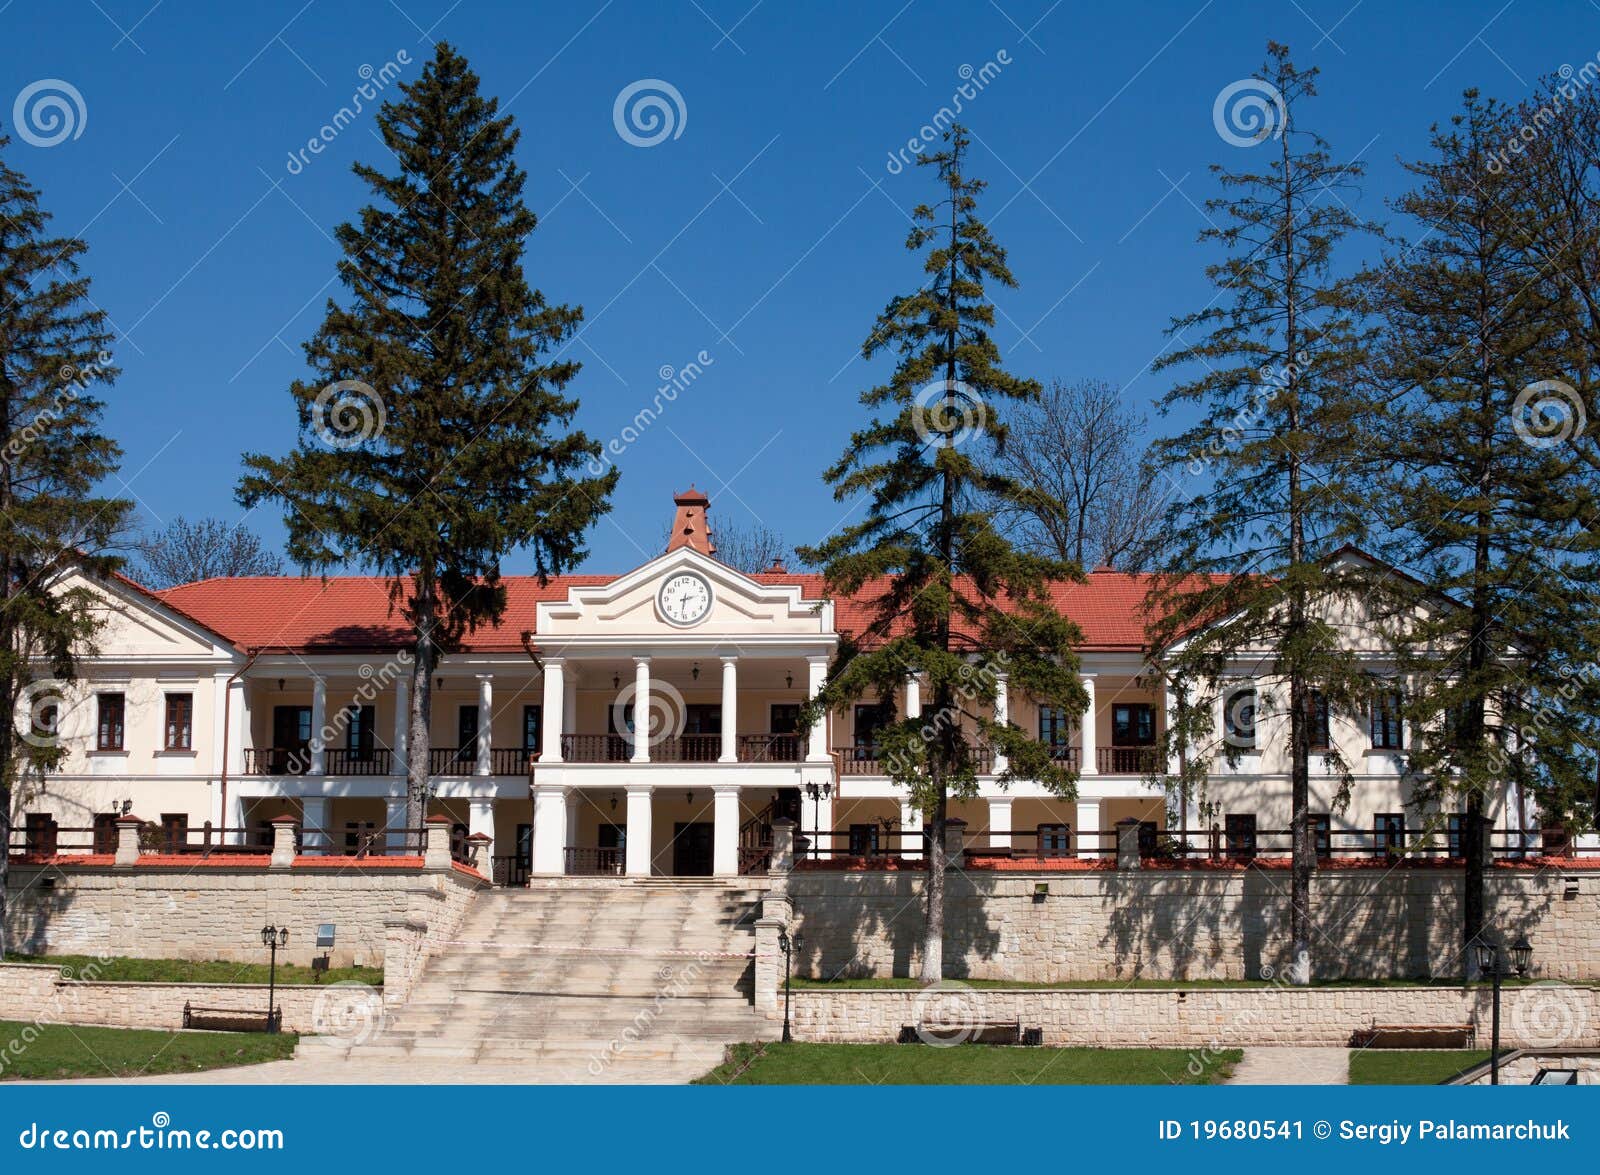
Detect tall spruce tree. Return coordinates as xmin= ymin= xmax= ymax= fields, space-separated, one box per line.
xmin=800 ymin=125 xmax=1084 ymax=982
xmin=1365 ymin=90 xmax=1599 ymax=971
xmin=0 ymin=133 xmax=131 ymax=958
xmin=1147 ymin=45 xmax=1380 ymax=985
xmin=240 ymin=44 xmax=616 ymax=832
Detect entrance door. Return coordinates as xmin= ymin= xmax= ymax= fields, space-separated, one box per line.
xmin=672 ymin=822 xmax=714 ymax=876
xmin=272 ymin=706 xmax=312 ymax=774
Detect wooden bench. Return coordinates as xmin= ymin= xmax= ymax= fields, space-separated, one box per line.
xmin=182 ymin=1002 xmax=282 ymax=1034
xmin=1350 ymin=1024 xmax=1475 ymax=1049
xmin=898 ymin=1021 xmax=1042 ymax=1046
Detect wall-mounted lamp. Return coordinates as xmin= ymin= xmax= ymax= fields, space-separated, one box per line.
xmin=613 ymin=672 xmax=621 ymax=690
xmin=278 ymin=678 xmax=285 ymax=691
xmin=692 ymin=661 xmax=700 ymax=681
xmin=786 ymin=671 xmax=794 ymax=689
xmin=610 ymin=791 xmax=619 ymax=812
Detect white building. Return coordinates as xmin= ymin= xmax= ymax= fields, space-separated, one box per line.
xmin=9 ymin=489 xmax=1529 ymax=881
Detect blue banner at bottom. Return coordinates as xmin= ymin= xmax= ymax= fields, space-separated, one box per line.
xmin=0 ymin=1085 xmax=1587 ymax=1172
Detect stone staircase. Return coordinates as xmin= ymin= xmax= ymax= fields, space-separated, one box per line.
xmin=307 ymin=879 xmax=773 ymax=1082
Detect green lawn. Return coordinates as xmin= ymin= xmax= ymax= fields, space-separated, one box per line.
xmin=0 ymin=1021 xmax=297 ymax=1081
xmin=5 ymin=953 xmax=382 ymax=987
xmin=1348 ymin=1049 xmax=1492 ymax=1085
xmin=790 ymin=976 xmax=1548 ymax=990
xmin=696 ymin=1042 xmax=1241 ymax=1084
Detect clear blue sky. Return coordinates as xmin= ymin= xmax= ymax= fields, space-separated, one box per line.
xmin=2 ymin=0 xmax=1594 ymax=573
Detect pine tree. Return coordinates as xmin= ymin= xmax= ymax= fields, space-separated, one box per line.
xmin=800 ymin=125 xmax=1084 ymax=983
xmin=239 ymin=44 xmax=617 ymax=832
xmin=0 ymin=134 xmax=131 ymax=958
xmin=1365 ymin=90 xmax=1600 ymax=971
xmin=1147 ymin=45 xmax=1381 ymax=985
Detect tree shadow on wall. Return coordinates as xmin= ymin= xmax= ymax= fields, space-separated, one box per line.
xmin=1100 ymin=868 xmax=1275 ymax=982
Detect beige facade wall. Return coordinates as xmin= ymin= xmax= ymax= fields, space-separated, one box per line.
xmin=782 ymin=866 xmax=1600 ymax=982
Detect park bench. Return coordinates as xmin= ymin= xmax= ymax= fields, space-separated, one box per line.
xmin=1350 ymin=1024 xmax=1475 ymax=1049
xmin=182 ymin=1002 xmax=282 ymax=1034
xmin=898 ymin=1020 xmax=1042 ymax=1046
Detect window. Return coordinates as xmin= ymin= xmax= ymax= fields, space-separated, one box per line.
xmin=344 ymin=820 xmax=378 ymax=856
xmin=1370 ymin=690 xmax=1403 ymax=750
xmin=1038 ymin=706 xmax=1071 ymax=745
xmin=1224 ymin=688 xmax=1256 ymax=748
xmin=345 ymin=705 xmax=375 ymax=759
xmin=769 ymin=704 xmax=801 ymax=734
xmin=1137 ymin=820 xmax=1160 ymax=857
xmin=96 ymin=693 xmax=125 ymax=751
xmin=522 ymin=705 xmax=542 ymax=754
xmin=92 ymin=813 xmax=119 ymax=854
xmin=683 ymin=704 xmax=722 ymax=734
xmin=24 ymin=813 xmax=57 ymax=855
xmin=1310 ymin=813 xmax=1331 ymax=857
xmin=848 ymin=823 xmax=881 ymax=857
xmin=854 ymin=704 xmax=890 ymax=757
xmin=1224 ymin=813 xmax=1257 ymax=860
xmin=1374 ymin=813 xmax=1405 ymax=856
xmin=457 ymin=706 xmax=479 ymax=762
xmin=1447 ymin=814 xmax=1464 ymax=858
xmin=160 ymin=813 xmax=188 ymax=853
xmin=1037 ymin=823 xmax=1071 ymax=857
xmin=1306 ymin=690 xmax=1331 ymax=751
xmin=1111 ymin=703 xmax=1155 ymax=746
xmin=163 ymin=693 xmax=193 ymax=751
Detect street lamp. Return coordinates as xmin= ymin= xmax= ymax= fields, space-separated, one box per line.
xmin=1473 ymin=935 xmax=1533 ymax=1085
xmin=804 ymin=781 xmax=832 ymax=860
xmin=776 ymin=926 xmax=800 ymax=1043
xmin=260 ymin=924 xmax=289 ymax=1034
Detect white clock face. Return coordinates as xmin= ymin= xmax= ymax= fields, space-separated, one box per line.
xmin=658 ymin=572 xmax=713 ymax=626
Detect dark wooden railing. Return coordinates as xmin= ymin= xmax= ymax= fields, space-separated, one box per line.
xmin=492 ymin=854 xmax=531 ymax=887
xmin=832 ymin=744 xmax=1004 ymax=775
xmin=243 ymin=746 xmax=312 ymax=775
xmin=562 ymin=733 xmax=634 ymax=762
xmin=1097 ymin=745 xmax=1159 ymax=774
xmin=323 ymin=747 xmax=392 ymax=775
xmin=565 ymin=846 xmax=624 ymax=875
xmin=559 ymin=732 xmax=800 ymax=763
xmin=737 ymin=733 xmax=802 ymax=762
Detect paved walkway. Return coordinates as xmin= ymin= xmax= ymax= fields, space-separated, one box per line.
xmin=33 ymin=1051 xmax=714 ymax=1085
xmin=1227 ymin=1047 xmax=1351 ymax=1085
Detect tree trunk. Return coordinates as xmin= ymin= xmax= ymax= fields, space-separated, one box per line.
xmin=920 ymin=788 xmax=947 ymax=983
xmin=406 ymin=614 xmax=437 ymax=836
xmin=1287 ymin=674 xmax=1313 ymax=986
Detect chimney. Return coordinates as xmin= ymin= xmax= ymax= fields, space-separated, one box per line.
xmin=666 ymin=486 xmax=716 ymax=557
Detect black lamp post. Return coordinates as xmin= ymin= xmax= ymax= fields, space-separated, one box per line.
xmin=1473 ymin=935 xmax=1533 ymax=1085
xmin=260 ymin=924 xmax=289 ymax=1033
xmin=777 ymin=926 xmax=799 ymax=1043
xmin=804 ymin=781 xmax=831 ymax=859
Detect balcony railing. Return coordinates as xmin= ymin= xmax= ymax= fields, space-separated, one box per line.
xmin=833 ymin=744 xmax=1003 ymax=776
xmin=324 ymin=747 xmax=392 ymax=775
xmin=557 ymin=732 xmax=801 ymax=764
xmin=243 ymin=747 xmax=312 ymax=775
xmin=737 ymin=733 xmax=802 ymax=763
xmin=564 ymin=846 xmax=624 ymax=875
xmin=1098 ymin=746 xmax=1159 ymax=774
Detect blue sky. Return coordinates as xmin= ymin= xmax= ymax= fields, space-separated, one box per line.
xmin=2 ymin=0 xmax=1594 ymax=574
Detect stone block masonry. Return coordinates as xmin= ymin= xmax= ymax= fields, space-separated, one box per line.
xmin=3 ymin=859 xmax=486 ymax=969
xmin=782 ymin=863 xmax=1600 ymax=982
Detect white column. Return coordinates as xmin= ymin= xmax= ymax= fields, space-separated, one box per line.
xmin=806 ymin=656 xmax=829 ymax=761
xmin=309 ymin=675 xmax=327 ymax=775
xmin=531 ymin=784 xmax=568 ymax=874
xmin=384 ymin=796 xmax=408 ymax=853
xmin=631 ymin=657 xmax=651 ymax=763
xmin=1080 ymin=675 xmax=1098 ymax=775
xmin=302 ymin=796 xmax=329 ymax=852
xmin=1077 ymin=797 xmax=1102 ymax=859
xmin=227 ymin=789 xmax=247 ymax=846
xmin=226 ymin=677 xmax=247 ymax=777
xmin=993 ymin=673 xmax=1009 ymax=775
xmin=988 ymin=795 xmax=1013 ymax=849
xmin=475 ymin=674 xmax=493 ymax=777
xmin=391 ymin=676 xmax=409 ymax=777
xmin=540 ymin=659 xmax=564 ymax=763
xmin=904 ymin=673 xmax=921 ymax=719
xmin=713 ymin=784 xmax=741 ymax=875
xmin=469 ymin=796 xmax=495 ymax=865
xmin=719 ymin=657 xmax=738 ymax=763
xmin=899 ymin=798 xmax=923 ymax=856
xmin=1163 ymin=681 xmax=1180 ymax=776
xmin=565 ymin=790 xmax=581 ymax=852
xmin=562 ymin=667 xmax=578 ymax=741
xmin=625 ymin=784 xmax=653 ymax=876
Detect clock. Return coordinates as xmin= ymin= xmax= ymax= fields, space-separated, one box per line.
xmin=658 ymin=572 xmax=713 ymax=627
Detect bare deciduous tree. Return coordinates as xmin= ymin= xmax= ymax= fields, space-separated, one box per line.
xmin=987 ymin=377 xmax=1165 ymax=570
xmin=712 ymin=519 xmax=791 ymax=574
xmin=138 ymin=517 xmax=285 ymax=587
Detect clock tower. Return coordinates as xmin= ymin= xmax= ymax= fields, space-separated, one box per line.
xmin=664 ymin=485 xmax=716 ymax=558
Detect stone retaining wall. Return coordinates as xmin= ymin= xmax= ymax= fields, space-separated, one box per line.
xmin=788 ymin=983 xmax=1600 ymax=1051
xmin=4 ymin=861 xmax=485 ymax=968
xmin=782 ymin=865 xmax=1600 ymax=982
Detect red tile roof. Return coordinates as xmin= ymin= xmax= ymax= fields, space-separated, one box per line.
xmin=152 ymin=568 xmax=1170 ymax=655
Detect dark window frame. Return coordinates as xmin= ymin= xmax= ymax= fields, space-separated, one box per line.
xmin=847 ymin=823 xmax=881 ymax=857
xmin=96 ymin=693 xmax=126 ymax=752
xmin=1370 ymin=690 xmax=1403 ymax=750
xmin=1307 ymin=690 xmax=1331 ymax=751
xmin=522 ymin=704 xmax=542 ymax=753
xmin=1224 ymin=813 xmax=1257 ymax=860
xmin=1309 ymin=812 xmax=1331 ymax=857
xmin=1037 ymin=822 xmax=1071 ymax=857
xmin=1111 ymin=702 xmax=1155 ymax=747
xmin=1374 ymin=812 xmax=1405 ymax=856
xmin=163 ymin=693 xmax=193 ymax=751
xmin=769 ymin=703 xmax=801 ymax=735
xmin=344 ymin=704 xmax=376 ymax=759
xmin=1225 ymin=687 xmax=1257 ymax=748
